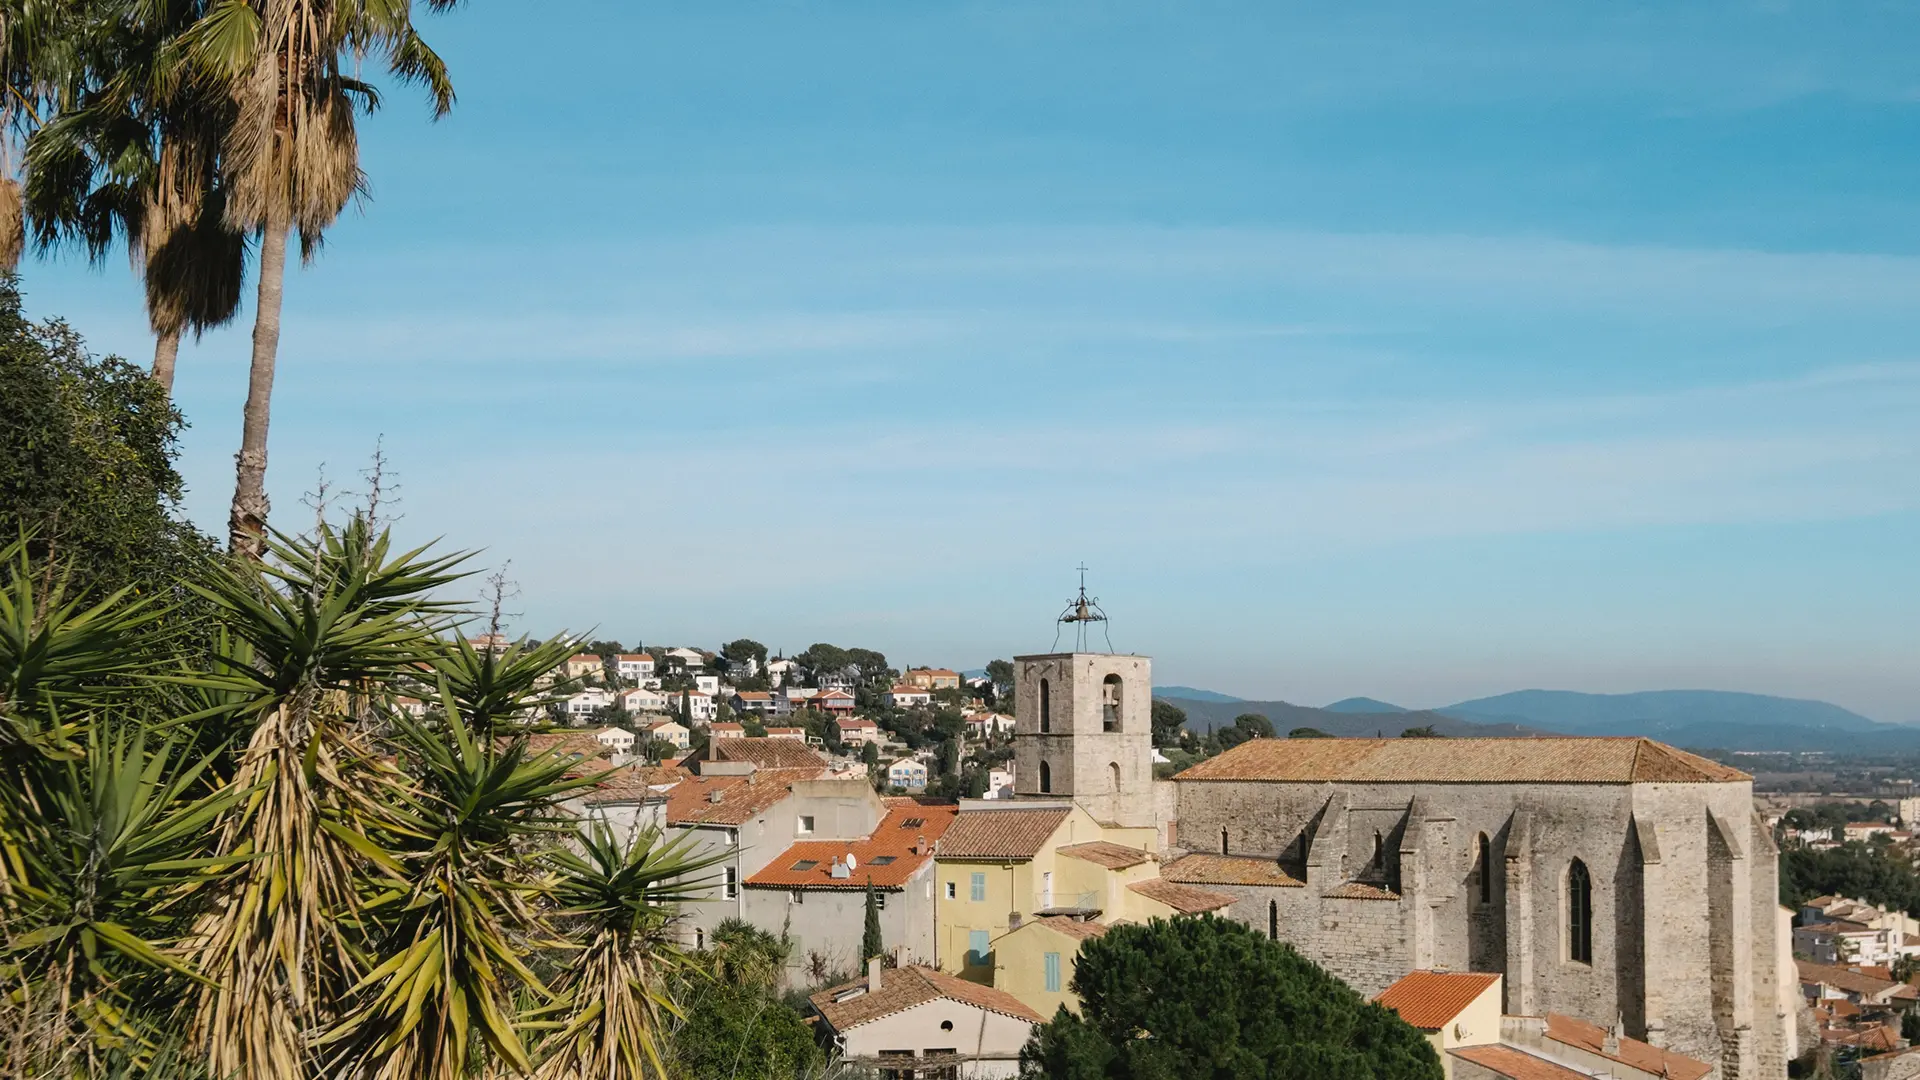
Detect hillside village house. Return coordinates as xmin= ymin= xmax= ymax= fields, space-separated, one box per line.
xmin=816 ymin=690 xmax=856 ymax=716
xmin=811 ymin=961 xmax=1043 ymax=1080
xmin=662 ymin=647 xmax=707 ymax=669
xmin=709 ymin=722 xmax=746 ymax=740
xmin=888 ymin=758 xmax=929 ymax=791
xmin=766 ymin=726 xmax=808 ymax=742
xmin=564 ymin=653 xmax=604 ymax=680
xmin=905 ymin=668 xmax=963 ymax=691
xmin=965 ymin=712 xmax=1014 ymax=739
xmin=620 ymin=687 xmax=669 ymax=713
xmin=731 ymin=691 xmax=776 ymax=715
xmin=743 ymin=799 xmax=958 ymax=978
xmin=836 ymin=717 xmax=882 ymax=746
xmin=615 ymin=652 xmax=656 ymax=683
xmin=766 ymin=657 xmax=797 ymax=686
xmin=1799 ymin=896 xmax=1920 ymax=962
xmin=886 ymin=685 xmax=933 ymax=710
xmin=1374 ymin=971 xmax=1504 ymax=1080
xmin=640 ymin=719 xmax=690 ymax=751
xmin=680 ymin=691 xmax=716 ymax=722
xmin=565 ymin=687 xmax=614 ymax=720
xmin=984 ymin=765 xmax=1016 ymax=800
xmin=693 ymin=674 xmax=720 ymax=696
xmin=593 ymin=727 xmax=635 ymax=754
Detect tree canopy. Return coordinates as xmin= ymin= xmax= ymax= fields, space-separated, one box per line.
xmin=1151 ymin=700 xmax=1188 ymax=746
xmin=1021 ymin=918 xmax=1440 ymax=1080
xmin=1288 ymin=727 xmax=1331 ymax=739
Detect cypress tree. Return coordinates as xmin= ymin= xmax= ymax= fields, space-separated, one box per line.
xmin=862 ymin=878 xmax=884 ymax=962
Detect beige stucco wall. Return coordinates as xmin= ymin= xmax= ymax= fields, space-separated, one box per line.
xmin=992 ymin=921 xmax=1088 ymax=1020
xmin=836 ymin=998 xmax=1035 ymax=1080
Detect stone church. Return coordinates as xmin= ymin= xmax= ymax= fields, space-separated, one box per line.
xmin=1009 ymin=650 xmax=1792 ymax=1080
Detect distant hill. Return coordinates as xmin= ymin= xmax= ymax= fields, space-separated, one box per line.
xmin=1439 ymin=689 xmax=1920 ymax=753
xmin=1324 ymin=697 xmax=1408 ymax=714
xmin=1152 ymin=686 xmax=1243 ymax=704
xmin=1154 ymin=696 xmax=1539 ymax=740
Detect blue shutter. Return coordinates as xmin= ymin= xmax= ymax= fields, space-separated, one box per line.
xmin=970 ymin=872 xmax=986 ymax=902
xmin=1044 ymin=952 xmax=1061 ymax=993
xmin=968 ymin=929 xmax=990 ymax=967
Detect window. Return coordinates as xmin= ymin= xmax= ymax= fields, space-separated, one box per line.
xmin=790 ymin=889 xmax=805 ymax=904
xmin=901 ymin=817 xmax=926 ymax=829
xmin=1102 ymin=674 xmax=1122 ymax=731
xmin=1039 ymin=679 xmax=1051 ymax=732
xmin=945 ymin=881 xmax=957 ymax=900
xmin=870 ymin=855 xmax=897 ymax=866
xmin=790 ymin=859 xmax=818 ymax=871
xmin=1477 ymin=834 xmax=1493 ymax=905
xmin=876 ymin=892 xmax=887 ymax=910
xmin=1370 ymin=831 xmax=1385 ymax=873
xmin=695 ymin=927 xmax=704 ymax=950
xmin=1567 ymin=859 xmax=1593 ymax=964
xmin=1039 ymin=761 xmax=1051 ymax=793
xmin=1044 ymin=951 xmax=1062 ymax=992
xmin=1221 ymin=827 xmax=1229 ymax=855
xmin=797 ymin=815 xmax=815 ymax=835
xmin=1108 ymin=761 xmax=1121 ymax=791
xmin=970 ymin=872 xmax=987 ymax=902
xmin=723 ymin=867 xmax=738 ymax=899
xmin=968 ymin=929 xmax=991 ymax=967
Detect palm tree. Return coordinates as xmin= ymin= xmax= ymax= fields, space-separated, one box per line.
xmin=23 ymin=11 xmax=249 ymax=396
xmin=182 ymin=0 xmax=456 ymax=557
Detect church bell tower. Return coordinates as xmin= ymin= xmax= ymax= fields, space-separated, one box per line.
xmin=1011 ymin=574 xmax=1155 ymax=829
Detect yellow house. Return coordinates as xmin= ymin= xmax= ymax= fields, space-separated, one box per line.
xmin=1371 ymin=971 xmax=1503 ymax=1079
xmin=993 ymin=916 xmax=1109 ymax=1019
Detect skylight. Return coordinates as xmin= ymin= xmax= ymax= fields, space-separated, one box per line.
xmin=870 ymin=856 xmax=897 ymax=866
xmin=791 ymin=860 xmax=819 ymax=871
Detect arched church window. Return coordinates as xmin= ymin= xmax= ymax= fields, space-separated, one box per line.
xmin=1370 ymin=831 xmax=1385 ymax=872
xmin=1268 ymin=900 xmax=1278 ymax=940
xmin=1108 ymin=761 xmax=1120 ymax=791
xmin=1477 ymin=834 xmax=1493 ymax=905
xmin=1039 ymin=679 xmax=1051 ymax=733
xmin=1567 ymin=859 xmax=1593 ymax=964
xmin=1102 ymin=674 xmax=1122 ymax=732
xmin=1039 ymin=760 xmax=1052 ymax=794
xmin=1220 ymin=827 xmax=1230 ymax=855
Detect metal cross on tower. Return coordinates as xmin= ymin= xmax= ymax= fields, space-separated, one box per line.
xmin=1052 ymin=564 xmax=1114 ymax=652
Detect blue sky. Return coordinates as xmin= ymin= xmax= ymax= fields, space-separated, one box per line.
xmin=18 ymin=1 xmax=1920 ymax=719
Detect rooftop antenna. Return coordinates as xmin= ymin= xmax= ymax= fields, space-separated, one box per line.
xmin=1052 ymin=564 xmax=1115 ymax=653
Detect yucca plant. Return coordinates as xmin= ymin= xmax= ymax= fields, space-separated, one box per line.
xmin=531 ymin=822 xmax=727 ymax=1080
xmin=0 ymin=728 xmax=247 ymax=1077
xmin=183 ymin=516 xmax=468 ymax=1080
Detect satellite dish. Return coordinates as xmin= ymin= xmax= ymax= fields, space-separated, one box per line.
xmin=847 ymin=853 xmax=858 ymax=871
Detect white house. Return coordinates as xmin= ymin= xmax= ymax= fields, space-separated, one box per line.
xmin=694 ymin=674 xmax=720 ymax=697
xmin=594 ymin=727 xmax=636 ymax=754
xmin=708 ymin=722 xmax=747 ymax=740
xmin=565 ymin=688 xmax=615 ymax=721
xmin=663 ymin=647 xmax=706 ymax=669
xmin=766 ymin=657 xmax=797 ymax=687
xmin=885 ymin=685 xmax=932 ymax=710
xmin=765 ymin=727 xmax=808 ymax=742
xmin=680 ymin=691 xmax=717 ymax=723
xmin=615 ymin=653 xmax=656 ymax=683
xmin=964 ymin=712 xmax=1014 ymax=739
xmin=984 ymin=764 xmax=1016 ymax=800
xmin=620 ymin=687 xmax=669 ymax=713
xmin=394 ymin=696 xmax=429 ymax=719
xmin=888 ymin=758 xmax=929 ymax=790
xmin=810 ymin=962 xmax=1041 ymax=1080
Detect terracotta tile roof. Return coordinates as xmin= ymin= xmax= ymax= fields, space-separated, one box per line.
xmin=1543 ymin=1013 xmax=1713 ymax=1080
xmin=888 ymin=685 xmax=930 ymax=696
xmin=709 ymin=722 xmax=745 ymax=733
xmin=567 ymin=653 xmax=602 ymax=665
xmin=837 ymin=717 xmax=878 ymax=727
xmin=1058 ymin=841 xmax=1152 ymax=870
xmin=662 ymin=769 xmax=822 ymax=826
xmin=582 ymin=763 xmax=689 ymax=806
xmin=515 ymin=732 xmax=613 ymax=762
xmin=937 ymin=806 xmax=1072 ymax=861
xmin=1160 ymin=853 xmax=1305 ymax=888
xmin=765 ymin=727 xmax=807 ymax=736
xmin=1322 ymin=881 xmax=1400 ymax=901
xmin=1127 ymin=878 xmax=1235 ymax=914
xmin=616 ymin=653 xmax=654 ymax=662
xmin=697 ymin=739 xmax=829 ymax=771
xmin=746 ymin=802 xmax=959 ymax=889
xmin=1028 ymin=915 xmax=1111 ymax=942
xmin=811 ymin=966 xmax=1043 ymax=1031
xmin=1372 ymin=971 xmax=1500 ymax=1031
xmin=1798 ymin=960 xmax=1904 ymax=998
xmin=734 ymin=691 xmax=772 ymax=701
xmin=1448 ymin=1045 xmax=1590 ymax=1080
xmin=1176 ymin=736 xmax=1749 ymax=785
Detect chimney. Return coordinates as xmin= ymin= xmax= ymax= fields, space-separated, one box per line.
xmin=1603 ymin=1017 xmax=1622 ymax=1056
xmin=867 ymin=955 xmax=882 ymax=992
xmin=707 ymin=788 xmax=724 ymax=804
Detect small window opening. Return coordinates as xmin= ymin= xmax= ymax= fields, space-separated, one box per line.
xmin=1039 ymin=679 xmax=1051 ymax=733
xmin=1568 ymin=859 xmax=1593 ymax=964
xmin=1102 ymin=674 xmax=1123 ymax=732
xmin=1039 ymin=760 xmax=1052 ymax=793
xmin=1477 ymin=834 xmax=1493 ymax=905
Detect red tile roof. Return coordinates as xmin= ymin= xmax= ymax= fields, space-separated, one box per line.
xmin=937 ymin=806 xmax=1072 ymax=861
xmin=888 ymin=685 xmax=930 ymax=696
xmin=567 ymin=653 xmax=602 ymax=665
xmin=1372 ymin=971 xmax=1499 ymax=1031
xmin=746 ymin=802 xmax=959 ymax=890
xmin=1177 ymin=737 xmax=1749 ymax=785
xmin=514 ymin=732 xmax=613 ymax=763
xmin=1127 ymin=878 xmax=1234 ymax=914
xmin=1160 ymin=853 xmax=1305 ymax=888
xmin=616 ymin=653 xmax=654 ymax=662
xmin=1448 ymin=1045 xmax=1590 ymax=1080
xmin=811 ymin=966 xmax=1043 ymax=1031
xmin=1798 ymin=960 xmax=1906 ymax=999
xmin=582 ymin=763 xmax=690 ymax=806
xmin=697 ymin=739 xmax=829 ymax=771
xmin=1543 ymin=1013 xmax=1712 ymax=1080
xmin=1027 ymin=915 xmax=1110 ymax=942
xmin=662 ymin=769 xmax=823 ymax=826
xmin=1058 ymin=841 xmax=1153 ymax=870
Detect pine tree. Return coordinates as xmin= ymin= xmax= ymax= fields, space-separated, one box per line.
xmin=862 ymin=879 xmax=884 ymax=962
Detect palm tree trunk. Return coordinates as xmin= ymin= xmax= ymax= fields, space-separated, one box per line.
xmin=151 ymin=326 xmax=181 ymax=395
xmin=228 ymin=200 xmax=288 ymax=558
